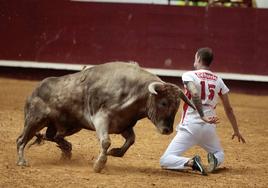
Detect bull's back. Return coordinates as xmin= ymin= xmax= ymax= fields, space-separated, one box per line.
xmin=84 ymin=62 xmax=160 ymax=103
xmin=27 ymin=62 xmax=159 ymax=108
xmin=85 ymin=62 xmax=160 ymax=89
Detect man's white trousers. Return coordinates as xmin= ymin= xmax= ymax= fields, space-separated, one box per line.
xmin=160 ymin=124 xmax=224 ymax=169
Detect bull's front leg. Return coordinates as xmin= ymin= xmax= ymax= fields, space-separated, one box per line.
xmin=92 ymin=114 xmax=111 ymax=173
xmin=107 ymin=127 xmax=135 ymax=157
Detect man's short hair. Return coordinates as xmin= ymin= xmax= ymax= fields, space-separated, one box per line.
xmin=197 ymin=47 xmax=214 ymax=66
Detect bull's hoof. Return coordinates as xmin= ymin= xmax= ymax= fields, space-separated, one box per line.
xmin=107 ymin=148 xmax=124 ymax=157
xmin=17 ymin=159 xmax=29 ymax=167
xmin=93 ymin=156 xmax=107 ymax=173
xmin=60 ymin=152 xmax=72 ymax=160
xmin=93 ymin=163 xmax=103 ymax=173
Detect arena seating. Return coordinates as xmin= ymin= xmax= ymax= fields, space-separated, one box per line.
xmin=168 ymin=0 xmax=252 ymax=7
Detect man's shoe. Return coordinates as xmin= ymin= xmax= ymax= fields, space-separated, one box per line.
xmin=192 ymin=155 xmax=207 ymax=175
xmin=207 ymin=153 xmax=218 ymax=173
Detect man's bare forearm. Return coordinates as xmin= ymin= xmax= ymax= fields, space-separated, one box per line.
xmin=192 ymin=95 xmax=204 ymax=117
xmin=220 ymin=94 xmax=240 ymax=133
xmin=184 ymin=81 xmax=204 ymax=117
xmin=225 ymin=107 xmax=239 ymax=133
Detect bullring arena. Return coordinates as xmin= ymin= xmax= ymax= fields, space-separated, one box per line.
xmin=0 ymin=76 xmax=268 ymax=187
xmin=1 ymin=0 xmax=268 ymax=187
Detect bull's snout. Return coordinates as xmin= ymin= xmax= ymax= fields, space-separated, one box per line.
xmin=161 ymin=118 xmax=174 ymax=135
xmin=158 ymin=126 xmax=173 ymax=135
xmin=155 ymin=119 xmax=174 ymax=135
xmin=162 ymin=127 xmax=172 ymax=135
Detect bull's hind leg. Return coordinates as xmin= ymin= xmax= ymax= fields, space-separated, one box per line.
xmin=107 ymin=127 xmax=135 ymax=157
xmin=55 ymin=137 xmax=72 ymax=160
xmin=16 ymin=118 xmax=47 ymax=166
xmin=16 ymin=97 xmax=50 ymax=166
xmin=45 ymin=125 xmax=73 ymax=160
xmin=16 ymin=131 xmax=29 ymax=166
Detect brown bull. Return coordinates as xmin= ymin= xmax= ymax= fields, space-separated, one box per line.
xmin=16 ymin=62 xmax=195 ymax=173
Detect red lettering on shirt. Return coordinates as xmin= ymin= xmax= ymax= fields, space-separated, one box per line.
xmin=195 ymin=72 xmax=218 ymax=81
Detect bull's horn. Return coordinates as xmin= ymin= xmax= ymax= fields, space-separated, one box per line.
xmin=178 ymin=88 xmax=196 ymax=110
xmin=148 ymin=82 xmax=164 ymax=95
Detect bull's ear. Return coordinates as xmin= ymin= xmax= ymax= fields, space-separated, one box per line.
xmin=178 ymin=89 xmax=196 ymax=110
xmin=148 ymin=82 xmax=164 ymax=95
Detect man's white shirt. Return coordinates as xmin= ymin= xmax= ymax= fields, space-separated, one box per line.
xmin=178 ymin=69 xmax=229 ymax=127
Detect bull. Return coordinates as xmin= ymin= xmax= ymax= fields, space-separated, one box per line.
xmin=16 ymin=62 xmax=195 ymax=173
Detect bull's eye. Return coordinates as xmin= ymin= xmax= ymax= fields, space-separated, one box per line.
xmin=159 ymin=99 xmax=169 ymax=108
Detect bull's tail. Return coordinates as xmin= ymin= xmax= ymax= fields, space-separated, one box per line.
xmin=27 ymin=133 xmax=45 ymax=149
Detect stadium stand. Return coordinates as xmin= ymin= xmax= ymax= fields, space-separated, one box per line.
xmin=168 ymin=0 xmax=253 ymax=7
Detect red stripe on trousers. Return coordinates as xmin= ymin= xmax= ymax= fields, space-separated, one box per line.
xmin=181 ymin=90 xmax=191 ymax=124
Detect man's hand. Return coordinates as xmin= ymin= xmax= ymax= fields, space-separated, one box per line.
xmin=201 ymin=116 xmax=219 ymax=124
xmin=232 ymin=132 xmax=246 ymax=143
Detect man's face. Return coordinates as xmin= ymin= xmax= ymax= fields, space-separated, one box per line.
xmin=193 ymin=52 xmax=200 ymax=70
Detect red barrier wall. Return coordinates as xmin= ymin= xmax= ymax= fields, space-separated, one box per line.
xmin=0 ymin=1 xmax=268 ymax=75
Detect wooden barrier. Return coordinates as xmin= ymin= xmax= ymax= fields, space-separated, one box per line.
xmin=0 ymin=1 xmax=267 ymax=76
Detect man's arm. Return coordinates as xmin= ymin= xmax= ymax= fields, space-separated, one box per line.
xmin=184 ymin=81 xmax=218 ymax=124
xmin=184 ymin=81 xmax=204 ymax=117
xmin=220 ymin=93 xmax=246 ymax=143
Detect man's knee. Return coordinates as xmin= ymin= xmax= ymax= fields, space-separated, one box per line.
xmin=159 ymin=155 xmax=168 ymax=167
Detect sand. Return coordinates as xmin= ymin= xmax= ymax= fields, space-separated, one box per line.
xmin=0 ymin=77 xmax=267 ymax=187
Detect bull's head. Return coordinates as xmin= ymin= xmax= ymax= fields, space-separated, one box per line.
xmin=147 ymin=82 xmax=195 ymax=135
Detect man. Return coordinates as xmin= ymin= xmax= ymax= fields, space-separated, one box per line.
xmin=160 ymin=47 xmax=246 ymax=175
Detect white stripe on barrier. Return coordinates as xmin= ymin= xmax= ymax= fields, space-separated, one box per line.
xmin=71 ymin=0 xmax=168 ymax=5
xmin=0 ymin=60 xmax=268 ymax=82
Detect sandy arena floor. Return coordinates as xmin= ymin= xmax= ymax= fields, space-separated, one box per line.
xmin=0 ymin=77 xmax=267 ymax=188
